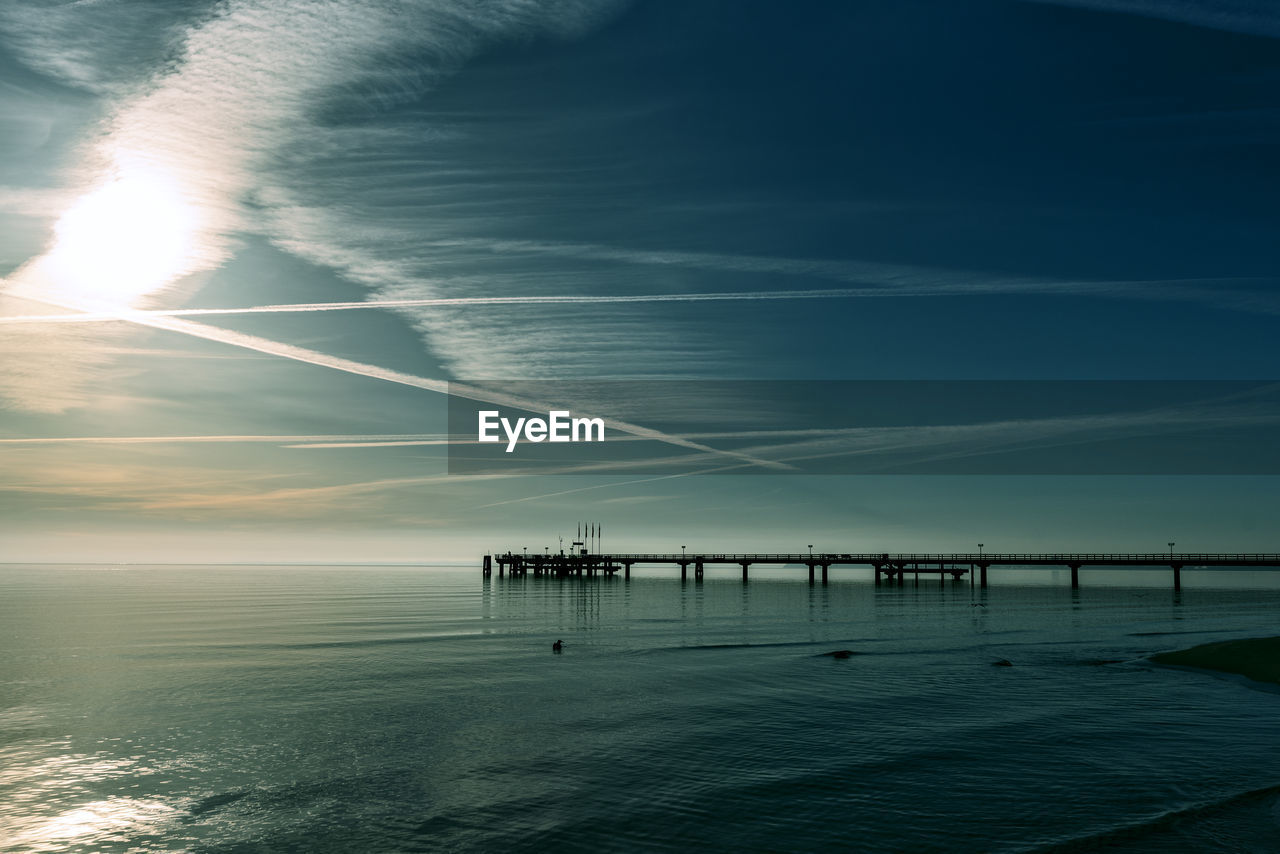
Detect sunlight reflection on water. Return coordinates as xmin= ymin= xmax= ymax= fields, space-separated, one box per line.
xmin=0 ymin=747 xmax=179 ymax=853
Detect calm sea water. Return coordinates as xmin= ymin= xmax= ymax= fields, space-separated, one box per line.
xmin=2 ymin=564 xmax=1280 ymax=853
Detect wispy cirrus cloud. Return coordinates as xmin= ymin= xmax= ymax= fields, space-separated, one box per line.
xmin=249 ymin=201 xmax=1280 ymax=378
xmin=0 ymin=1 xmax=212 ymax=95
xmin=1017 ymin=0 xmax=1280 ymax=38
xmin=8 ymin=0 xmax=1268 ymax=418
xmin=0 ymin=294 xmax=131 ymax=413
xmin=0 ymin=0 xmax=629 ymax=411
xmin=0 ymin=186 xmax=78 ymax=219
xmin=410 ymin=237 xmax=1280 ymax=313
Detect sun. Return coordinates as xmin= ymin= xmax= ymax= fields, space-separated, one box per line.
xmin=43 ymin=165 xmax=200 ymax=308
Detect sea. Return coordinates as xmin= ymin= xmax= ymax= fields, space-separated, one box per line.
xmin=2 ymin=563 xmax=1280 ymax=853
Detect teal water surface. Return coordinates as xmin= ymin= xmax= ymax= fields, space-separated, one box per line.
xmin=2 ymin=565 xmax=1280 ymax=853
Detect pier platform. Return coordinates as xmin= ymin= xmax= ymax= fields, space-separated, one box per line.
xmin=482 ymin=552 xmax=1280 ymax=591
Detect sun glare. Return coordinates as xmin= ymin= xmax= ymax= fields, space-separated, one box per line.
xmin=44 ymin=166 xmax=200 ymax=308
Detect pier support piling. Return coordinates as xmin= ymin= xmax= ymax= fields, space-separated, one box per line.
xmin=1069 ymin=564 xmax=1080 ymax=590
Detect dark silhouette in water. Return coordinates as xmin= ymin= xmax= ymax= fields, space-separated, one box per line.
xmin=822 ymin=650 xmax=857 ymax=659
xmin=189 ymin=789 xmax=251 ymax=816
xmin=992 ymin=659 xmax=1013 ymax=667
xmin=552 ymin=639 xmax=563 ymax=653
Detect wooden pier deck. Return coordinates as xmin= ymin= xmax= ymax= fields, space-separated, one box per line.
xmin=483 ymin=552 xmax=1280 ymax=591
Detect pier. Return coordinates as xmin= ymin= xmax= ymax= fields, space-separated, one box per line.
xmin=482 ymin=552 xmax=1280 ymax=591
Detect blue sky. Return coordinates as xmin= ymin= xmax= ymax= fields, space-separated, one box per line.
xmin=1 ymin=0 xmax=1278 ymax=562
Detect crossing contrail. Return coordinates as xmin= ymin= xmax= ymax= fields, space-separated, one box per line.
xmin=0 ymin=433 xmax=450 ymax=445
xmin=0 ymin=288 xmax=882 ymax=325
xmin=2 ymin=287 xmax=791 ymax=471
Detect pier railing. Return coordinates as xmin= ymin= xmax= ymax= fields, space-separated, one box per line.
xmin=483 ymin=551 xmax=1280 ymax=590
xmin=510 ymin=552 xmax=1280 ymax=564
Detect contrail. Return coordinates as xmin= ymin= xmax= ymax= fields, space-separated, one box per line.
xmin=3 ymin=288 xmax=791 ymax=471
xmin=284 ymin=439 xmax=453 ymax=448
xmin=5 ymin=276 xmax=1277 ymax=326
xmin=0 ymin=433 xmax=449 ymax=445
xmin=285 ymin=428 xmax=862 ymax=449
xmin=0 ymin=288 xmax=884 ymax=325
xmin=138 ymin=313 xmax=791 ymax=470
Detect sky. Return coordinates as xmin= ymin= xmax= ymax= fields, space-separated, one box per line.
xmin=1 ymin=0 xmax=1279 ymax=563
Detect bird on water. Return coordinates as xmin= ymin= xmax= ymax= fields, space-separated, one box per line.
xmin=552 ymin=639 xmax=563 ymax=653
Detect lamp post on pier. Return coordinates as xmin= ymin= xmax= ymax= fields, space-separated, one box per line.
xmin=1169 ymin=542 xmax=1175 ymax=560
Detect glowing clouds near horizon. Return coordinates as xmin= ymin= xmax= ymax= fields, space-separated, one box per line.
xmin=37 ymin=165 xmax=202 ymax=308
